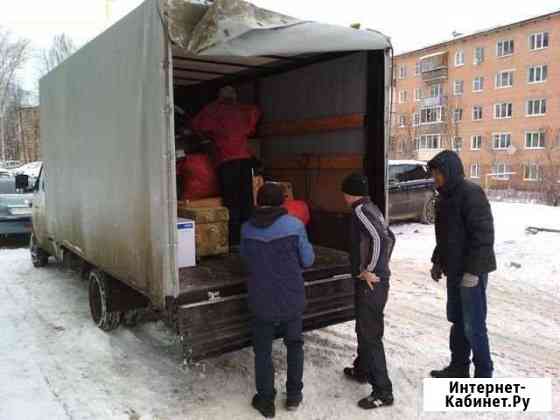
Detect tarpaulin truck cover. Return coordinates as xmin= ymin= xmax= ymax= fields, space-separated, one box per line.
xmin=39 ymin=0 xmax=391 ymax=307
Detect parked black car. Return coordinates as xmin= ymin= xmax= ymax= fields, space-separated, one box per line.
xmin=388 ymin=160 xmax=436 ymax=224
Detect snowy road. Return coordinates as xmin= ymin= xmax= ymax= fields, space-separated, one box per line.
xmin=0 ymin=202 xmax=558 ymax=420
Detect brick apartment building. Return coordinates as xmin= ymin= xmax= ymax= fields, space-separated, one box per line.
xmin=391 ymin=10 xmax=560 ymax=200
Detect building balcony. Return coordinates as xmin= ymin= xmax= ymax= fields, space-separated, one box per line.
xmin=419 ymin=51 xmax=448 ymax=83
xmin=421 ymin=95 xmax=447 ymax=107
xmin=422 ymin=67 xmax=448 ymax=83
xmin=417 ymin=148 xmax=444 ymax=161
xmin=415 ymin=123 xmax=447 ymax=135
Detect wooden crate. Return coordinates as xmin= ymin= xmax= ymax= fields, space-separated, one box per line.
xmin=178 ymin=207 xmax=229 ymax=257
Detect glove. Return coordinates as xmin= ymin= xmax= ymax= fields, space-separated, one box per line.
xmin=430 ymin=264 xmax=443 ymax=282
xmin=461 ymin=272 xmax=479 ymax=287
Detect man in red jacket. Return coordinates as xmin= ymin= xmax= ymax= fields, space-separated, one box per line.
xmin=191 ymin=86 xmax=261 ymax=245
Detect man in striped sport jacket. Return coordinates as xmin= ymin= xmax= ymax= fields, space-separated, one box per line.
xmin=341 ymin=173 xmax=396 ymax=410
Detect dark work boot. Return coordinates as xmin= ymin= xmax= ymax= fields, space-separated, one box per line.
xmin=252 ymin=394 xmax=275 ymax=418
xmin=430 ymin=365 xmax=470 ymax=378
xmin=358 ymin=390 xmax=394 ymax=409
xmin=285 ymin=395 xmax=303 ymax=411
xmin=343 ymin=367 xmax=368 ymax=384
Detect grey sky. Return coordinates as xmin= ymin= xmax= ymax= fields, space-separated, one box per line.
xmin=2 ymin=0 xmax=559 ymax=92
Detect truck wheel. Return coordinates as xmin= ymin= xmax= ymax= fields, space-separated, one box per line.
xmin=89 ymin=270 xmax=121 ymax=331
xmin=421 ymin=195 xmax=436 ymax=225
xmin=30 ymin=234 xmax=49 ymax=268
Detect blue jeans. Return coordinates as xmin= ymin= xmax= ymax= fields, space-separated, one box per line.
xmin=447 ymin=273 xmax=493 ymax=377
xmin=252 ymin=318 xmax=304 ymax=401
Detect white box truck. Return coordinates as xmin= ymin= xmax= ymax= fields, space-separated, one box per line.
xmin=28 ymin=0 xmax=392 ymax=362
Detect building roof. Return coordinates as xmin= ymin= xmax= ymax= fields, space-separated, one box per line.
xmin=396 ymin=9 xmax=560 ymax=59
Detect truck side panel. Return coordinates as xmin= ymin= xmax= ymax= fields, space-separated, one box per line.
xmin=39 ymin=0 xmax=175 ymax=307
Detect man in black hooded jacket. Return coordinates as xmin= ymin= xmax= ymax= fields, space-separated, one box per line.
xmin=428 ymin=150 xmax=496 ymax=378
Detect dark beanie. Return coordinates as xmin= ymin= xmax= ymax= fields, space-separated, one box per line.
xmin=341 ymin=173 xmax=369 ymax=196
xmin=257 ymin=182 xmax=285 ymax=207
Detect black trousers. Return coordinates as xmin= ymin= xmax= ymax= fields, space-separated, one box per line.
xmin=217 ymin=158 xmax=254 ymax=245
xmin=252 ymin=317 xmax=304 ymax=401
xmin=353 ymin=280 xmax=393 ymax=395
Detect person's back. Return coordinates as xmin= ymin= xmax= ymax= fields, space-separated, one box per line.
xmin=240 ymin=183 xmax=315 ymax=418
xmin=241 ymin=208 xmax=314 ymax=321
xmin=191 ymin=98 xmax=260 ymax=166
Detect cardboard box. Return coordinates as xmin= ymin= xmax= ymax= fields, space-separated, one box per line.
xmin=178 ymin=207 xmax=229 ymax=257
xmin=177 ymin=218 xmax=196 ymax=268
xmin=178 ymin=197 xmax=223 ymax=210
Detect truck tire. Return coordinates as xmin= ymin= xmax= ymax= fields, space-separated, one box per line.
xmin=89 ymin=270 xmax=121 ymax=331
xmin=30 ymin=234 xmax=49 ymax=268
xmin=421 ymin=195 xmax=437 ymax=225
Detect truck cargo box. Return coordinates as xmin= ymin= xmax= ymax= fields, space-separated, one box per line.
xmin=36 ymin=0 xmax=392 ymax=362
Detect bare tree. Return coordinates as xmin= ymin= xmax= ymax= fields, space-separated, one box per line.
xmin=0 ymin=28 xmax=29 ymax=162
xmin=536 ymin=127 xmax=560 ymax=205
xmin=38 ymin=34 xmax=76 ymax=76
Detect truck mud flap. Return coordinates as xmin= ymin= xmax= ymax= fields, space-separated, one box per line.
xmin=177 ymin=275 xmax=355 ymax=362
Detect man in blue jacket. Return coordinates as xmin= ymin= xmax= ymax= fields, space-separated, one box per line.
xmin=241 ymin=182 xmax=315 ymax=418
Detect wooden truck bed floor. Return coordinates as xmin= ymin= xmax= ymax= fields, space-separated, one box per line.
xmin=177 ymin=246 xmax=350 ymax=306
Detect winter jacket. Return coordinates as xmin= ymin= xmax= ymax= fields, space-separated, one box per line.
xmin=428 ymin=151 xmax=496 ymax=282
xmin=191 ymin=99 xmax=261 ymax=166
xmin=240 ymin=207 xmax=315 ymax=322
xmin=349 ymin=197 xmax=396 ymax=280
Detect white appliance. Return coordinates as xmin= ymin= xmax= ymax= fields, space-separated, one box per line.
xmin=177 ymin=218 xmax=196 ymax=268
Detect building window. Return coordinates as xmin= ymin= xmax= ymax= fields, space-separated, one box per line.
xmin=416 ymin=134 xmax=441 ymax=150
xmin=470 ymin=162 xmax=481 ymax=178
xmin=412 ymin=112 xmax=420 ymax=127
xmin=473 ymin=76 xmax=484 ymax=92
xmin=415 ymin=62 xmax=421 ymax=76
xmin=472 ymin=105 xmax=483 ymax=121
xmin=452 ymin=108 xmax=463 ymax=122
xmin=529 ymin=32 xmax=549 ymax=51
xmin=452 ymin=137 xmax=463 ymax=152
xmin=523 ymin=163 xmax=543 ymax=181
xmin=455 ymin=50 xmax=465 ymax=66
xmin=399 ymin=64 xmax=407 ymax=79
xmin=495 ymin=70 xmax=514 ymax=88
xmin=494 ymin=102 xmax=513 ymax=119
xmin=474 ymin=47 xmax=485 ymax=65
xmin=493 ymin=133 xmax=512 ymax=149
xmin=398 ymin=115 xmax=407 ymax=128
xmin=526 ymin=98 xmax=546 ymax=116
xmin=453 ymin=80 xmax=464 ymax=96
xmin=430 ymin=84 xmax=442 ymax=98
xmin=525 ymin=131 xmax=545 ymax=149
xmin=420 ymin=106 xmax=444 ymax=124
xmin=415 ymin=87 xmax=423 ymax=101
xmin=471 ymin=135 xmax=482 ymax=150
xmin=497 ymin=39 xmax=514 ymax=57
xmin=493 ymin=162 xmax=511 ymax=180
xmin=399 ymin=90 xmax=408 ymax=104
xmin=528 ymin=64 xmax=548 ymax=83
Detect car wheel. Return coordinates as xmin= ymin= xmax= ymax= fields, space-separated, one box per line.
xmin=30 ymin=233 xmax=49 ymax=267
xmin=421 ymin=195 xmax=436 ymax=224
xmin=89 ymin=269 xmax=121 ymax=332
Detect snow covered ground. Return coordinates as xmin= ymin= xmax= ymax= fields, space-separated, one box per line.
xmin=0 ymin=202 xmax=558 ymax=420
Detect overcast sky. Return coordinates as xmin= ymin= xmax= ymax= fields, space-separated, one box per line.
xmin=2 ymin=0 xmax=559 ymax=93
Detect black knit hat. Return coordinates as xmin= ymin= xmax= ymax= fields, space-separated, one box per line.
xmin=257 ymin=182 xmax=285 ymax=207
xmin=341 ymin=173 xmax=369 ymax=196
